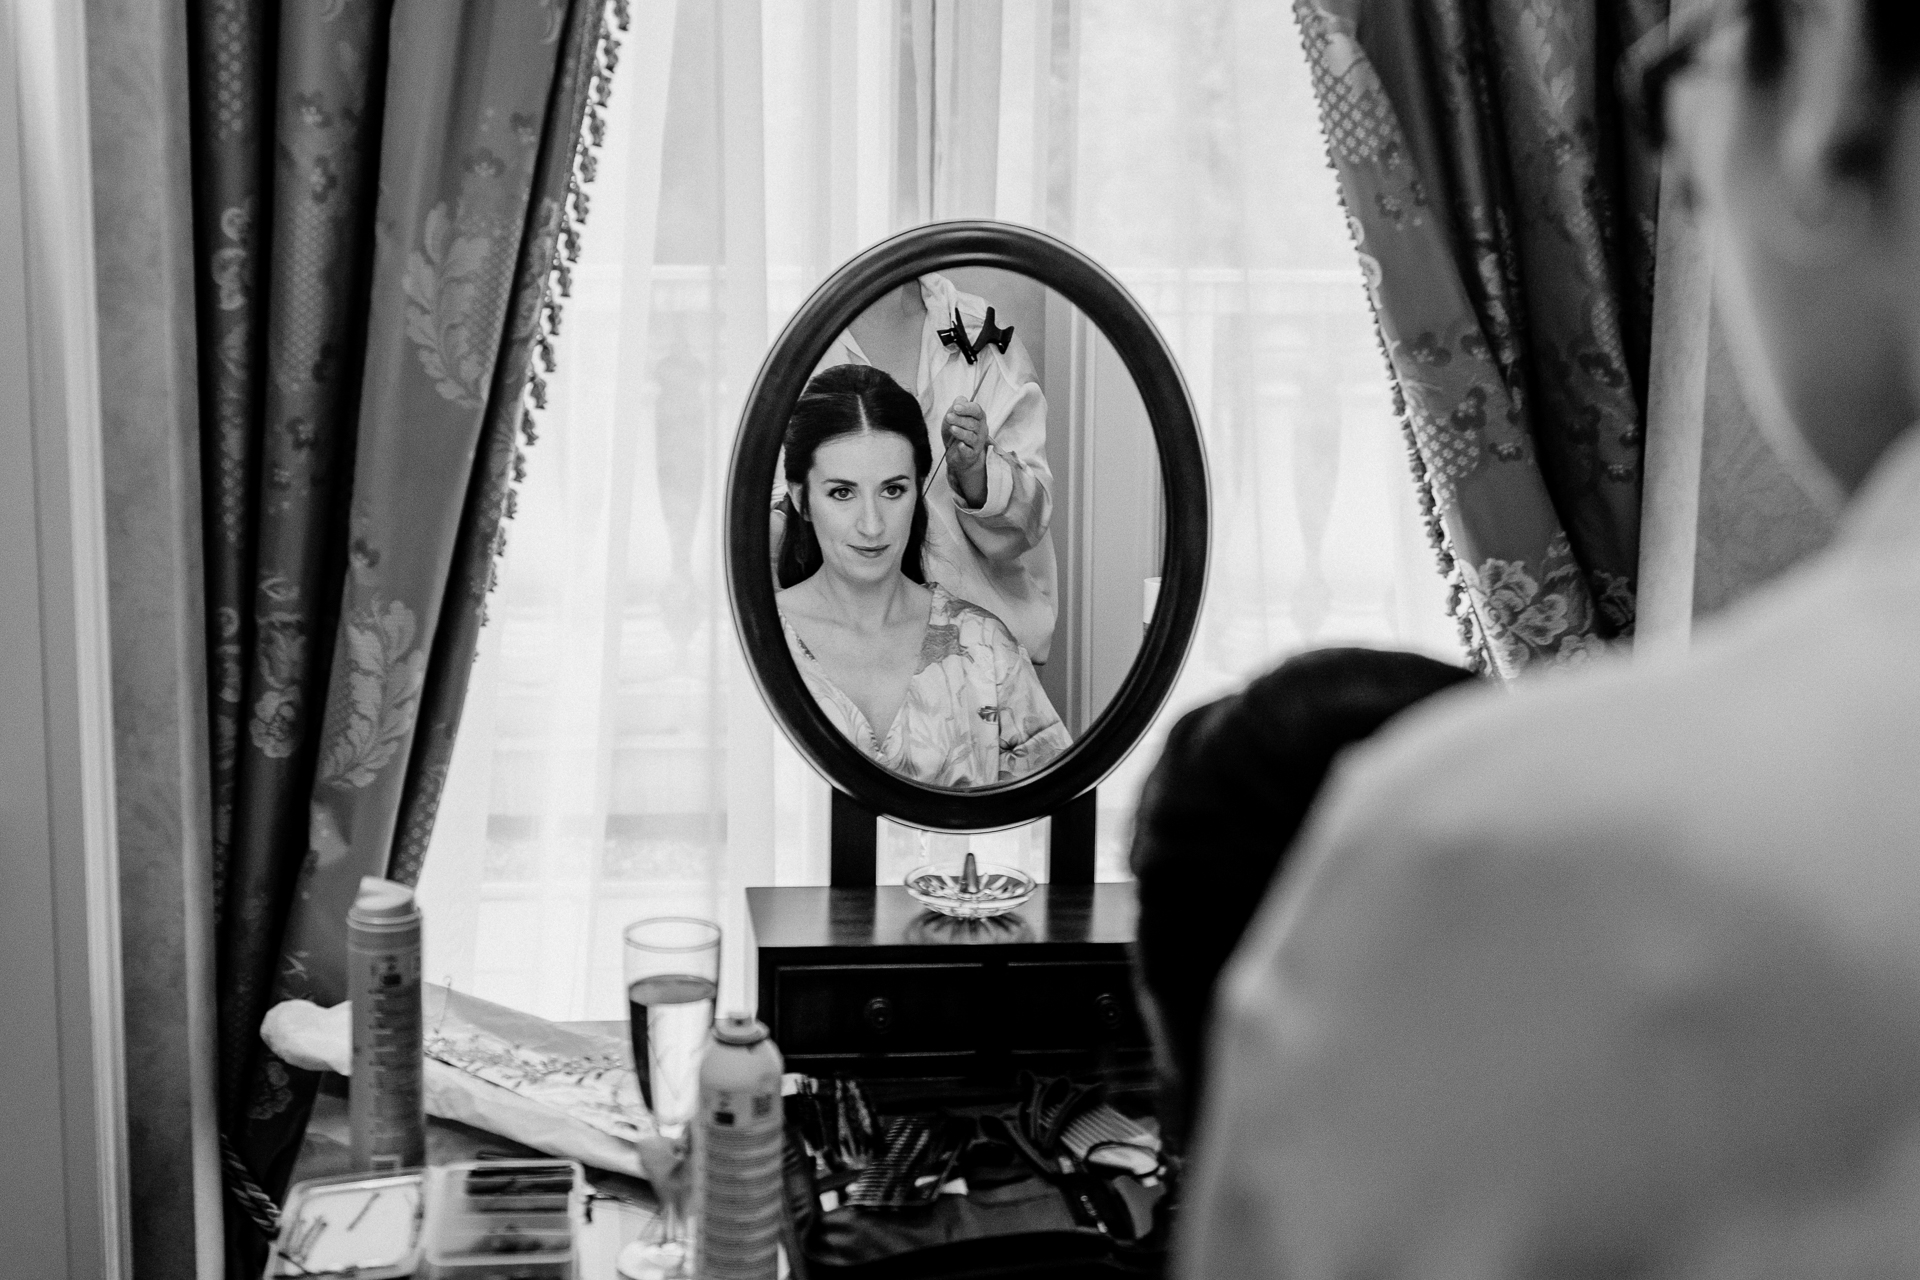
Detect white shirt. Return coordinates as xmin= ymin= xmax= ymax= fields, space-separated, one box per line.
xmin=1179 ymin=427 xmax=1920 ymax=1278
xmin=806 ymin=272 xmax=1058 ymax=662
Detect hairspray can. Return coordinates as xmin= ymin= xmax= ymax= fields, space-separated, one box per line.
xmin=348 ymin=876 xmax=425 ymax=1172
xmin=692 ymin=1014 xmax=783 ymax=1280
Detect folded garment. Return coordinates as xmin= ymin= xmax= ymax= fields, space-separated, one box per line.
xmin=261 ymin=985 xmax=650 ymax=1180
xmin=1058 ymin=1102 xmax=1157 ymax=1163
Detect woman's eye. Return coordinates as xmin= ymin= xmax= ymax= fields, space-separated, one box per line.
xmin=826 ymin=485 xmax=853 ymax=500
xmin=882 ymin=483 xmax=907 ymax=499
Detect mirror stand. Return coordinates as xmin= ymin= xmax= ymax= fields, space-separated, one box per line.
xmin=734 ymin=225 xmax=1193 ymax=1092
xmin=827 ymin=790 xmax=1098 ymax=886
xmin=751 ymin=788 xmax=1143 ymax=1093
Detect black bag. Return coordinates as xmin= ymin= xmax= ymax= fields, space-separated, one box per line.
xmin=782 ymin=1075 xmax=1172 ymax=1280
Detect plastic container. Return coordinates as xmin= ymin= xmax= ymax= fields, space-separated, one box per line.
xmin=264 ymin=1170 xmax=425 ymax=1279
xmin=692 ymin=1014 xmax=784 ymax=1279
xmin=419 ymin=1160 xmax=583 ymax=1280
xmin=348 ymin=876 xmax=425 ymax=1172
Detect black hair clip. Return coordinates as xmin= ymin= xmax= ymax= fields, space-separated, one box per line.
xmin=936 ymin=307 xmax=1014 ymax=365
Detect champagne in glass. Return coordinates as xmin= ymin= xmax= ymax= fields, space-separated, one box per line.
xmin=619 ymin=917 xmax=721 ymax=1280
xmin=627 ymin=972 xmax=717 ymax=1130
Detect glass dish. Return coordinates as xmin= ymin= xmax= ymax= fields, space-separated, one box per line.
xmin=905 ymin=853 xmax=1035 ymax=919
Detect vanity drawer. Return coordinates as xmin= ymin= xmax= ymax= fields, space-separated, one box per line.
xmin=1003 ymin=961 xmax=1147 ymax=1051
xmin=771 ymin=963 xmax=983 ymax=1056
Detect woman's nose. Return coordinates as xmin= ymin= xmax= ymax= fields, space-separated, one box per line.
xmin=854 ymin=497 xmax=883 ymax=537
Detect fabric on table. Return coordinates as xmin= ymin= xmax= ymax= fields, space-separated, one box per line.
xmin=781 ymin=583 xmax=1071 ymax=789
xmin=1179 ymin=425 xmax=1920 ymax=1277
xmin=1293 ymin=0 xmax=1666 ymax=674
xmin=259 ymin=988 xmax=648 ymax=1178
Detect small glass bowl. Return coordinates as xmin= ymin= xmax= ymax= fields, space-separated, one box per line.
xmin=905 ymin=861 xmax=1036 ymax=919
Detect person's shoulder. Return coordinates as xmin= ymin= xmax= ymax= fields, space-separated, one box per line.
xmin=935 ymin=585 xmax=1013 ymax=632
xmin=931 ymin=584 xmax=1025 ymax=651
xmin=923 ymin=272 xmax=986 ymax=321
xmin=1210 ymin=653 xmax=1692 ymax=1045
xmin=898 ymin=578 xmax=935 ymax=623
xmin=1311 ymin=635 xmax=1755 ymax=871
xmin=1394 ymin=543 xmax=1903 ymax=804
xmin=775 ymin=580 xmax=832 ymax=632
xmin=1245 ymin=550 xmax=1920 ymax=963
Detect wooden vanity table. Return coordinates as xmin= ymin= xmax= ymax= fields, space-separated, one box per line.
xmin=748 ymin=789 xmax=1151 ymax=1097
xmin=749 ymin=882 xmax=1149 ymax=1088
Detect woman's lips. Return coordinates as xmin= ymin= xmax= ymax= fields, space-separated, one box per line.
xmin=850 ymin=544 xmax=889 ymax=558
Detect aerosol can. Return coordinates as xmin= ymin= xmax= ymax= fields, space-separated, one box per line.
xmin=692 ymin=1014 xmax=784 ymax=1279
xmin=347 ymin=876 xmax=425 ymax=1172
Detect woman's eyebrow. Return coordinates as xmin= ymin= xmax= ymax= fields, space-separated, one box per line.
xmin=818 ymin=473 xmax=914 ymax=487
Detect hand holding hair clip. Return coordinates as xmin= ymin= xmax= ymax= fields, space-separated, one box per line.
xmin=927 ymin=307 xmax=1014 ymax=502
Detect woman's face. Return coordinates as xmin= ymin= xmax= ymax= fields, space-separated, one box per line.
xmin=795 ymin=430 xmax=919 ymax=585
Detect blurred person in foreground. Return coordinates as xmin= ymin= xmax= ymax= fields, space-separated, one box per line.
xmin=1180 ymin=2 xmax=1920 ymax=1276
xmin=1127 ymin=649 xmax=1475 ymax=1156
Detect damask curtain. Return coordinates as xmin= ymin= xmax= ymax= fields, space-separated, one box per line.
xmin=1294 ymin=0 xmax=1667 ymax=675
xmin=184 ymin=0 xmax=624 ymax=1269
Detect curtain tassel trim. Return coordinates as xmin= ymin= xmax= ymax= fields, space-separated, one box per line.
xmin=1290 ymin=2 xmax=1491 ymax=675
xmin=483 ymin=0 xmax=630 ymax=627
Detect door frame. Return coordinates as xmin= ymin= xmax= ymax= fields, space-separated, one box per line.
xmin=1 ymin=1 xmax=131 ymax=1275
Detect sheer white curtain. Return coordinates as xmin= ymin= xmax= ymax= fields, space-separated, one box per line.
xmin=416 ymin=0 xmax=1460 ymax=1024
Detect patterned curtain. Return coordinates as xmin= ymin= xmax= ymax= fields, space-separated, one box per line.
xmin=1293 ymin=0 xmax=1666 ymax=675
xmin=184 ymin=0 xmax=625 ymax=1270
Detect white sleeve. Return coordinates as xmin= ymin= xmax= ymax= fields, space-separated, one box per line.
xmin=950 ymin=330 xmax=1051 ymax=560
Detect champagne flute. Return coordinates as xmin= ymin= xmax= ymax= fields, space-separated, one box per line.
xmin=617 ymin=916 xmax=720 ymax=1280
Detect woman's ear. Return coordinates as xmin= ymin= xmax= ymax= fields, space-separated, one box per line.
xmin=787 ymin=482 xmax=809 ymax=521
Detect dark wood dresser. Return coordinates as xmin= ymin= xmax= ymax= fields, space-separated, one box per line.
xmin=747 ymin=882 xmax=1150 ymax=1089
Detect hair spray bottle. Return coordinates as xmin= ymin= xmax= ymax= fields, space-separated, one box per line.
xmin=348 ymin=876 xmax=425 ymax=1172
xmin=692 ymin=1014 xmax=784 ymax=1279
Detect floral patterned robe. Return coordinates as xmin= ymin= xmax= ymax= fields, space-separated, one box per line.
xmin=781 ymin=584 xmax=1071 ymax=789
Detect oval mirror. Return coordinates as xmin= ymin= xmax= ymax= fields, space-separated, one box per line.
xmin=726 ymin=221 xmax=1207 ymax=832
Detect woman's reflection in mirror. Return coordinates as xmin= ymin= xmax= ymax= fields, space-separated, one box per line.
xmin=770 ymin=273 xmax=1059 ymax=663
xmin=775 ymin=365 xmax=1071 ymax=788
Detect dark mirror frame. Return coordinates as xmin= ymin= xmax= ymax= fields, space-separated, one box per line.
xmin=726 ymin=220 xmax=1209 ymax=832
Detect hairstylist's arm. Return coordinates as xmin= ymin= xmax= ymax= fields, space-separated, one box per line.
xmin=949 ymin=335 xmax=1052 ymax=561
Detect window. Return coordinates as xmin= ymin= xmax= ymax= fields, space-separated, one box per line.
xmin=415 ymin=0 xmax=1460 ymax=1022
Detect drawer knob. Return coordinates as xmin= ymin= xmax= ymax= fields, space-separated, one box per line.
xmin=1094 ymin=992 xmax=1122 ymax=1031
xmin=864 ymin=996 xmax=895 ymax=1035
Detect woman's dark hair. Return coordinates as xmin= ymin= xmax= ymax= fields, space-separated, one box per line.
xmin=1128 ymin=648 xmax=1478 ymax=1154
xmin=776 ymin=363 xmax=932 ymax=589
